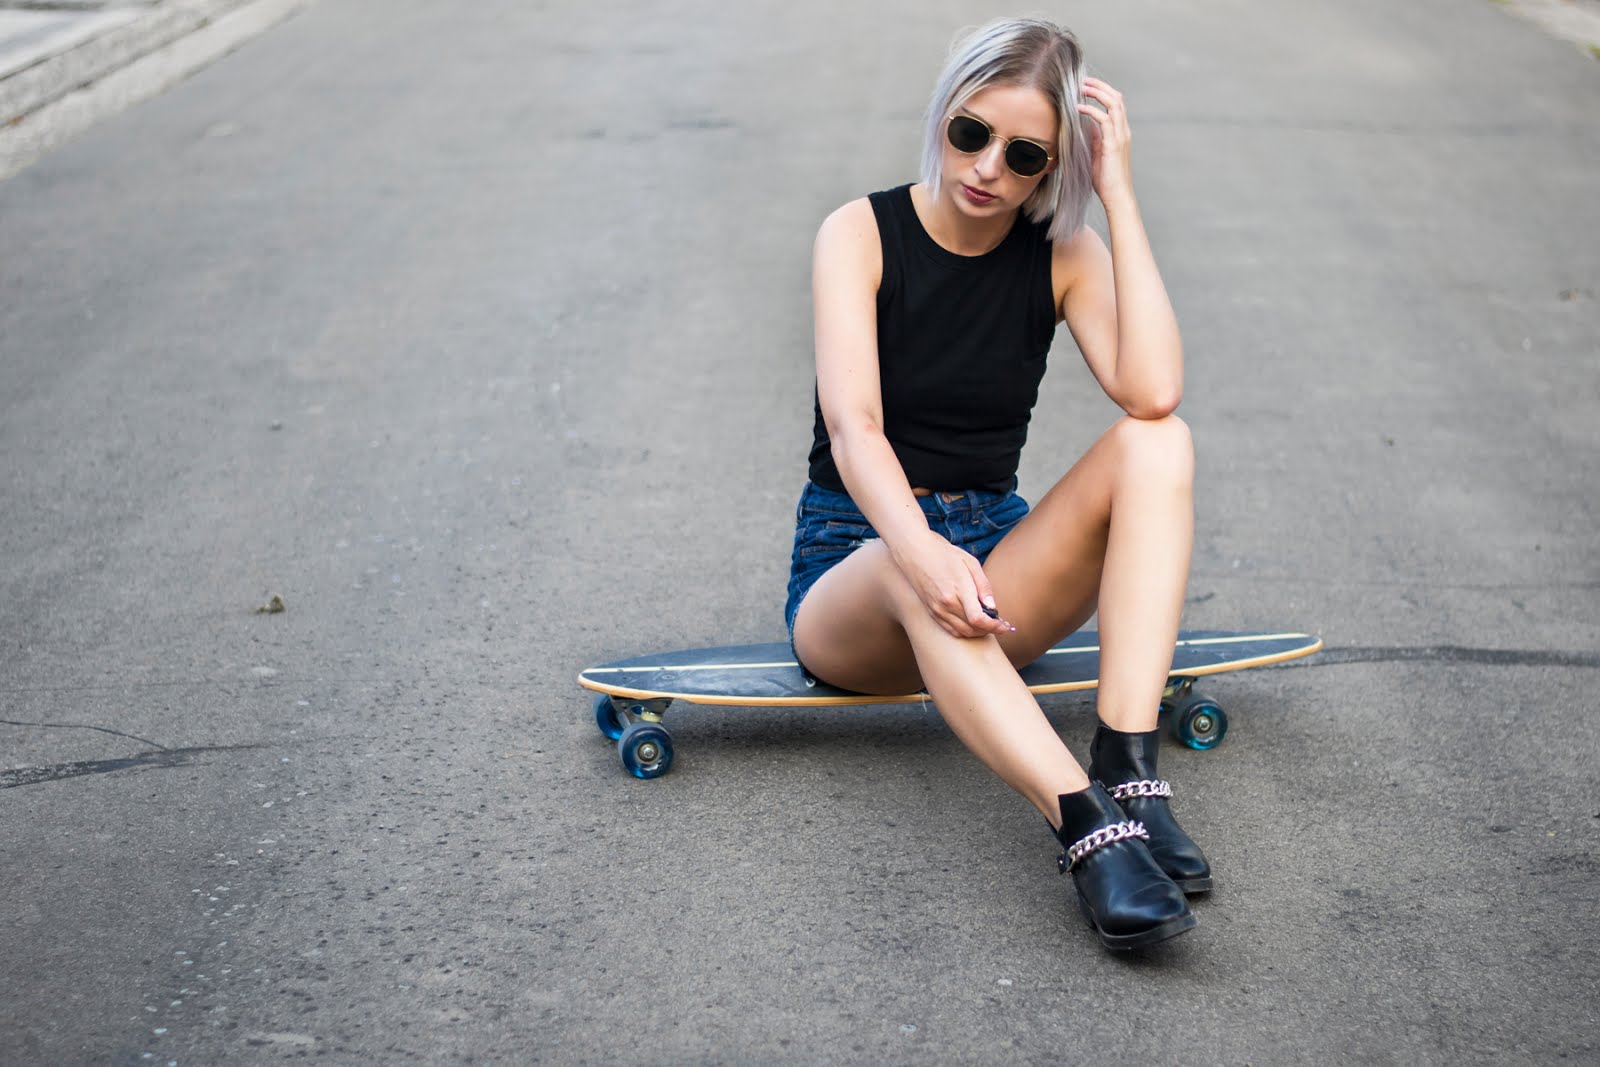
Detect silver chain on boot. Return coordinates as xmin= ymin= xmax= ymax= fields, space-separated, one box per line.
xmin=1109 ymin=779 xmax=1171 ymax=800
xmin=1058 ymin=820 xmax=1150 ymax=873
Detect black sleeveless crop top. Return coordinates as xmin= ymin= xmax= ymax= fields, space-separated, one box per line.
xmin=807 ymin=184 xmax=1059 ymax=495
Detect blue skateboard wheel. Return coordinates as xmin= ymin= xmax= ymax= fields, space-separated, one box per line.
xmin=1173 ymin=697 xmax=1228 ymax=750
xmin=593 ymin=693 xmax=627 ymax=741
xmin=618 ymin=721 xmax=674 ymax=779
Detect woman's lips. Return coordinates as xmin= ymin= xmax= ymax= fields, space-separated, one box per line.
xmin=962 ymin=184 xmax=997 ymax=205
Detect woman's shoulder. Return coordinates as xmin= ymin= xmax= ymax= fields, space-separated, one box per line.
xmin=1048 ymin=219 xmax=1106 ymax=261
xmin=1049 ymin=222 xmax=1108 ymax=280
xmin=815 ymin=196 xmax=883 ymax=256
xmin=818 ymin=184 xmax=915 ymax=234
xmin=814 ymin=196 xmax=886 ymax=289
xmin=819 ymin=194 xmax=880 ymax=234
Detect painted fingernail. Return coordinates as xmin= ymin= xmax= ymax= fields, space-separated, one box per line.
xmin=981 ymin=603 xmax=999 ymax=619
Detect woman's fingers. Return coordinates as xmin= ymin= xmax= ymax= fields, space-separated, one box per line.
xmin=908 ymin=541 xmax=1014 ymax=639
xmin=930 ymin=593 xmax=979 ymax=638
xmin=964 ymin=556 xmax=1015 ymax=634
xmin=956 ymin=585 xmax=989 ymax=635
xmin=1079 ymin=80 xmax=1129 ymax=129
xmin=928 ymin=573 xmax=1008 ymax=639
xmin=929 ymin=564 xmax=1010 ymax=639
xmin=912 ymin=561 xmax=978 ymax=638
xmin=1075 ymin=100 xmax=1115 ymax=141
xmin=1078 ymin=98 xmax=1126 ymax=135
xmin=1082 ymin=76 xmax=1124 ymax=107
xmin=1077 ymin=76 xmax=1134 ymax=198
xmin=937 ymin=575 xmax=986 ymax=638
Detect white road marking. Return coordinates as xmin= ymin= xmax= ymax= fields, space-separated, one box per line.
xmin=585 ymin=661 xmax=799 ymax=675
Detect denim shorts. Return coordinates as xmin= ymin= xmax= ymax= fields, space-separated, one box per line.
xmin=784 ymin=481 xmax=1030 ymax=638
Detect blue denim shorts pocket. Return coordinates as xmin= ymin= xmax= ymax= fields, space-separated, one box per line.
xmin=797 ymin=518 xmax=875 ymax=559
xmin=972 ymin=491 xmax=1030 ymax=537
xmin=786 ymin=490 xmax=877 ymax=634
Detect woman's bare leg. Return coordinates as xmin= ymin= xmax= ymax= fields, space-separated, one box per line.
xmin=791 ymin=414 xmax=1194 ymax=826
xmin=985 ymin=415 xmax=1194 ymax=732
xmin=792 ymin=542 xmax=1091 ymax=826
xmin=982 ymin=414 xmax=1207 ymax=892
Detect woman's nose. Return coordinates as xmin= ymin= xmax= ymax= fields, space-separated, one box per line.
xmin=974 ymin=138 xmax=1006 ymax=180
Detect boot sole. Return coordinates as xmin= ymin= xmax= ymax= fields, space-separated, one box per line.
xmin=1176 ymin=876 xmax=1214 ymax=895
xmin=1076 ymin=894 xmax=1198 ymax=950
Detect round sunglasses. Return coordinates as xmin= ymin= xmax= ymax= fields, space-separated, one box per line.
xmin=945 ymin=114 xmax=1054 ymax=178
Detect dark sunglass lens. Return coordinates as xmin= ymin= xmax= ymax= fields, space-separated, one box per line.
xmin=947 ymin=115 xmax=991 ymax=153
xmin=1007 ymin=141 xmax=1049 ymax=177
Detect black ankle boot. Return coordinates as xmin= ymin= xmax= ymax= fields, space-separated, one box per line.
xmin=1054 ymin=783 xmax=1195 ymax=950
xmin=1089 ymin=723 xmax=1213 ymax=894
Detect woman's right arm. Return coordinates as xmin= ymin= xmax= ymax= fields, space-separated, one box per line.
xmin=812 ymin=200 xmax=1013 ymax=639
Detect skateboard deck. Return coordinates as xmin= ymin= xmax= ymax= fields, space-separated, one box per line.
xmin=582 ymin=629 xmax=1320 ymax=778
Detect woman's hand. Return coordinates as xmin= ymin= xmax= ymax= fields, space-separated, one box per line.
xmin=1078 ymin=76 xmax=1134 ymax=206
xmin=891 ymin=529 xmax=1016 ymax=639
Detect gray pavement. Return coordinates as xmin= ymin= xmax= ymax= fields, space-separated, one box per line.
xmin=2 ymin=0 xmax=1598 ymax=1063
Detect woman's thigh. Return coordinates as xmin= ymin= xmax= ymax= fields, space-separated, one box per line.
xmin=790 ymin=539 xmax=926 ymax=695
xmin=987 ymin=414 xmax=1192 ymax=666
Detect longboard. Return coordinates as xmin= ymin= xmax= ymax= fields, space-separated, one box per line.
xmin=582 ymin=630 xmax=1318 ymax=780
xmin=581 ymin=629 xmax=1320 ymax=778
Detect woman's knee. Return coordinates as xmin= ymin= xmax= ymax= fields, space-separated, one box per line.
xmin=1108 ymin=414 xmax=1193 ymax=487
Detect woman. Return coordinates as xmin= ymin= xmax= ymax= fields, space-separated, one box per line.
xmin=787 ymin=18 xmax=1207 ymax=950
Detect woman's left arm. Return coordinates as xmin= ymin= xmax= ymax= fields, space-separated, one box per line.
xmin=1058 ymin=76 xmax=1183 ymax=420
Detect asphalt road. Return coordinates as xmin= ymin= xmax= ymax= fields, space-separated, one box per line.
xmin=3 ymin=1 xmax=1597 ymax=1063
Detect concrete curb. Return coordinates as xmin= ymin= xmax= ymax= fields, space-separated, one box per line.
xmin=3 ymin=0 xmax=256 ymax=123
xmin=0 ymin=0 xmax=308 ymax=179
xmin=1494 ymin=0 xmax=1600 ymax=56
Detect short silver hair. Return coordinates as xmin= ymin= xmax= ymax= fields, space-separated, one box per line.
xmin=920 ymin=18 xmax=1094 ymax=244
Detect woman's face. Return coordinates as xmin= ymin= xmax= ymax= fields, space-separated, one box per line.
xmin=940 ymin=83 xmax=1058 ymax=216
